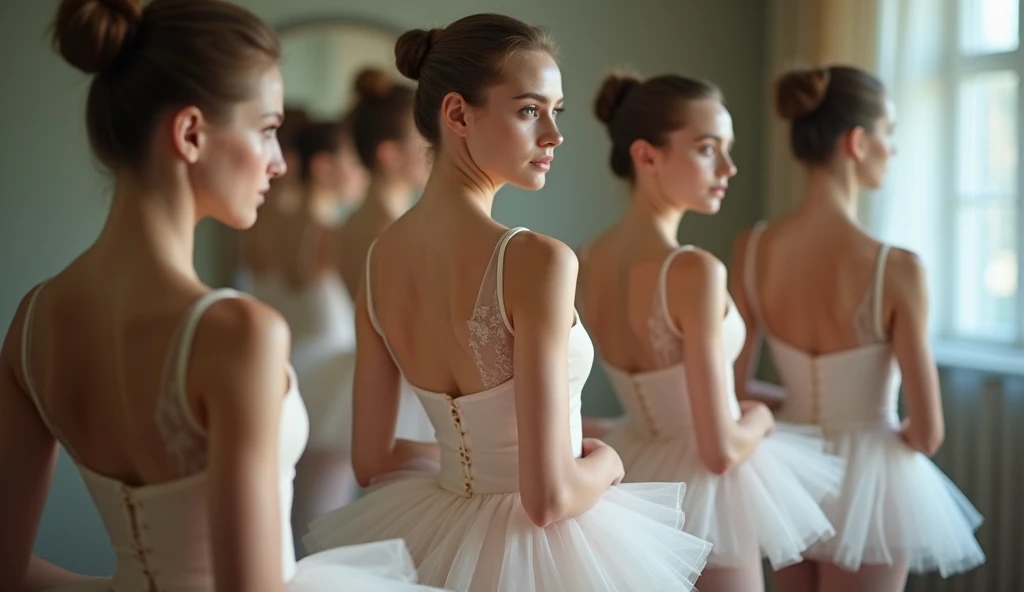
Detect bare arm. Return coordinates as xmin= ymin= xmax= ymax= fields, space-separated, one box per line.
xmin=729 ymin=229 xmax=785 ymax=409
xmin=505 ymin=233 xmax=623 ymax=527
xmin=350 ymin=282 xmax=439 ymax=487
xmin=889 ymin=249 xmax=944 ymax=456
xmin=672 ymin=250 xmax=774 ymax=475
xmin=0 ymin=289 xmax=63 ymax=590
xmin=197 ymin=298 xmax=292 ymax=592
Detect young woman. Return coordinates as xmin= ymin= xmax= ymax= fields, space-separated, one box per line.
xmin=732 ymin=65 xmax=985 ymax=592
xmin=303 ymin=14 xmax=712 ymax=592
xmin=331 ymin=68 xmax=431 ymax=301
xmin=579 ymin=72 xmax=844 ymax=592
xmin=0 ymin=1 xmax=441 ymax=590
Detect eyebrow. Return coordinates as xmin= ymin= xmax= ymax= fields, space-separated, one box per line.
xmin=512 ymin=92 xmax=565 ymax=105
xmin=262 ymin=111 xmax=284 ymax=123
xmin=694 ymin=133 xmax=731 ymax=142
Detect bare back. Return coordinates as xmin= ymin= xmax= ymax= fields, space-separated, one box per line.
xmin=735 ymin=215 xmax=894 ymax=355
xmin=12 ymin=257 xmax=226 ymax=486
xmin=580 ymin=223 xmax=690 ymax=374
xmin=363 ymin=208 xmax=519 ymax=397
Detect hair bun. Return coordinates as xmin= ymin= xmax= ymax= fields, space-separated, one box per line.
xmin=354 ymin=68 xmax=393 ymax=99
xmin=395 ymin=27 xmax=440 ymax=81
xmin=775 ymin=67 xmax=831 ymax=120
xmin=594 ymin=71 xmax=641 ymax=125
xmin=52 ymin=0 xmax=142 ymax=75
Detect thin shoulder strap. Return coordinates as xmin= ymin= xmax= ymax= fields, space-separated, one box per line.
xmin=657 ymin=247 xmax=696 ymax=339
xmin=365 ymin=239 xmax=384 ymax=337
xmin=872 ymin=244 xmax=892 ymax=341
xmin=19 ymin=281 xmax=72 ymax=456
xmin=743 ymin=222 xmax=769 ymax=330
xmin=169 ymin=288 xmax=246 ymax=434
xmin=364 ymin=239 xmax=400 ymax=365
xmin=495 ymin=227 xmax=528 ymax=335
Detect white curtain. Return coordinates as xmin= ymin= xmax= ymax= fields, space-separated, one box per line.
xmin=764 ymin=0 xmax=883 ymax=219
xmin=765 ymin=0 xmax=949 ymax=325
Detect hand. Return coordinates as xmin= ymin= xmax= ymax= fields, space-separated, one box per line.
xmin=582 ymin=438 xmax=625 ymax=486
xmin=740 ymin=400 xmax=775 ymax=436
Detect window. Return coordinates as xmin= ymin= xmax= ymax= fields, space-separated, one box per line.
xmin=872 ymin=0 xmax=1023 ymax=374
xmin=935 ymin=0 xmax=1022 ymax=371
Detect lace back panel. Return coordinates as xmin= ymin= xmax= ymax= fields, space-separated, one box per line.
xmin=466 ymin=227 xmax=527 ymax=389
xmin=647 ymin=247 xmax=693 ymax=368
xmin=153 ymin=289 xmax=245 ymax=477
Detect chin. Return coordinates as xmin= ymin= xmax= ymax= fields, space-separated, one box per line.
xmin=695 ymin=199 xmax=722 ymax=215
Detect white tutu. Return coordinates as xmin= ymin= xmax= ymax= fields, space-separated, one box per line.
xmin=290 ymin=539 xmax=444 ymax=591
xmin=605 ymin=420 xmax=843 ymax=569
xmin=304 ymin=479 xmax=711 ymax=592
xmin=805 ymin=425 xmax=984 ymax=576
xmin=45 ymin=540 xmax=442 ymax=591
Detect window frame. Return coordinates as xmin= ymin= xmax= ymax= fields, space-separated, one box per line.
xmin=933 ymin=0 xmax=1024 ymax=375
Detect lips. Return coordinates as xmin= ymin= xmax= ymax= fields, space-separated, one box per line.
xmin=710 ymin=185 xmax=727 ymax=198
xmin=530 ymin=156 xmax=553 ymax=171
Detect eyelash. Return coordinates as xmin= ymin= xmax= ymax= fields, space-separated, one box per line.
xmin=521 ymin=106 xmax=565 ymax=118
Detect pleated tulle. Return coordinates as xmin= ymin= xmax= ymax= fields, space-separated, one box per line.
xmin=804 ymin=425 xmax=984 ymax=576
xmin=606 ymin=421 xmax=844 ymax=569
xmin=305 ymin=480 xmax=711 ymax=592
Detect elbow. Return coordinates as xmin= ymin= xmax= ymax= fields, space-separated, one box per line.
xmin=701 ymin=448 xmax=737 ymax=476
xmin=352 ymin=453 xmax=381 ymax=488
xmin=521 ymin=486 xmax=568 ymax=528
xmin=918 ymin=426 xmax=945 ymax=457
xmin=904 ymin=421 xmax=944 ymax=457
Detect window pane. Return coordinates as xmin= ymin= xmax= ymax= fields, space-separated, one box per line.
xmin=953 ymin=203 xmax=1018 ymax=341
xmin=956 ymin=70 xmax=1019 ymax=200
xmin=959 ymin=0 xmax=1020 ymax=55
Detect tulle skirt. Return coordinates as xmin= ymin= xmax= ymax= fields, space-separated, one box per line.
xmin=42 ymin=539 xmax=444 ymax=591
xmin=605 ymin=421 xmax=844 ymax=569
xmin=804 ymin=425 xmax=984 ymax=576
xmin=304 ymin=478 xmax=712 ymax=592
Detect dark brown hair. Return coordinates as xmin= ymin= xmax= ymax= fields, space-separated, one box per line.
xmin=775 ymin=65 xmax=887 ymax=164
xmin=349 ymin=68 xmax=415 ymax=169
xmin=279 ymin=106 xmax=311 ymax=156
xmin=51 ymin=0 xmax=280 ymax=171
xmin=595 ymin=71 xmax=722 ymax=180
xmin=295 ymin=121 xmax=348 ymax=183
xmin=393 ymin=13 xmax=557 ymax=146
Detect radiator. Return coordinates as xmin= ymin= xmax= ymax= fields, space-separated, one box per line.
xmin=905 ymin=369 xmax=1024 ymax=591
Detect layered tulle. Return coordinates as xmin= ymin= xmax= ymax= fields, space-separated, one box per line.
xmin=44 ymin=540 xmax=443 ymax=592
xmin=606 ymin=421 xmax=844 ymax=569
xmin=290 ymin=539 xmax=445 ymax=591
xmin=804 ymin=425 xmax=984 ymax=576
xmin=305 ymin=479 xmax=712 ymax=592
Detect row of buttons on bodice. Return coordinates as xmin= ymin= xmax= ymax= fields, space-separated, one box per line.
xmin=119 ymin=484 xmax=161 ymax=591
xmin=631 ymin=378 xmax=661 ymax=437
xmin=447 ymin=397 xmax=476 ymax=498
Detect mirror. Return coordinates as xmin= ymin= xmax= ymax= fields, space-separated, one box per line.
xmin=279 ymin=20 xmax=401 ymax=119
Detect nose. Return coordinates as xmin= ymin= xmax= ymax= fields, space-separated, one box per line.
xmin=269 ymin=142 xmax=287 ymax=179
xmin=540 ymin=116 xmax=563 ymax=148
xmin=718 ymin=152 xmax=737 ymax=178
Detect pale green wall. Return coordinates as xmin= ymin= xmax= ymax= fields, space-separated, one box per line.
xmin=0 ymin=0 xmax=765 ymax=573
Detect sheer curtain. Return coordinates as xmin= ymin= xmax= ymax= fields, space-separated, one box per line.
xmin=763 ymin=0 xmax=883 ymax=219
